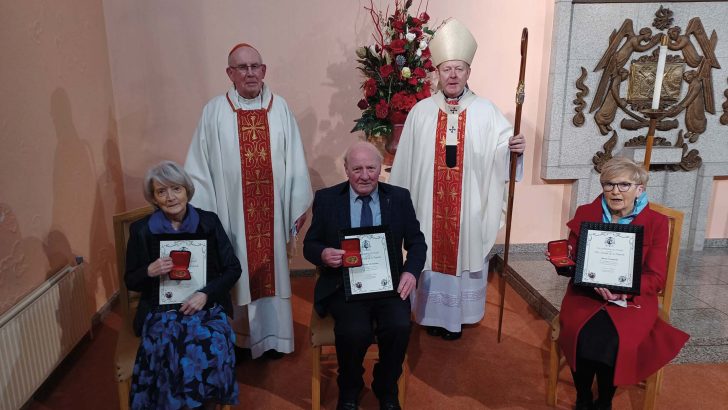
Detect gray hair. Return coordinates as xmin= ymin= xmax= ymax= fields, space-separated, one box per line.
xmin=600 ymin=156 xmax=649 ymax=185
xmin=142 ymin=160 xmax=195 ymax=206
xmin=344 ymin=141 xmax=383 ymax=167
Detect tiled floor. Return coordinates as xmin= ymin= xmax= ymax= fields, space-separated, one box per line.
xmin=501 ymin=247 xmax=728 ymax=363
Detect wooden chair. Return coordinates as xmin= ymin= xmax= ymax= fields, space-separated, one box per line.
xmin=546 ymin=203 xmax=683 ymax=410
xmin=113 ymin=206 xmax=231 ymax=410
xmin=310 ymin=287 xmax=407 ymax=410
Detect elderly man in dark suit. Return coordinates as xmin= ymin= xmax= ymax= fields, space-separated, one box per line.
xmin=304 ymin=141 xmax=427 ymax=410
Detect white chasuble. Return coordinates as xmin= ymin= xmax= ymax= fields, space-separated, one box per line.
xmin=185 ymin=84 xmax=312 ymax=356
xmin=389 ymin=90 xmax=523 ymax=331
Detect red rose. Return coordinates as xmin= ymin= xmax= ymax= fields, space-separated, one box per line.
xmin=406 ymin=94 xmax=418 ymax=110
xmin=375 ymin=99 xmax=389 ymax=119
xmin=408 ymin=78 xmax=418 ymax=85
xmin=419 ymin=12 xmax=430 ymax=23
xmin=379 ymin=64 xmax=395 ymax=78
xmin=364 ymin=78 xmax=377 ymax=98
xmin=416 ymin=86 xmax=431 ymax=100
xmin=389 ymin=39 xmax=407 ymax=55
xmin=392 ymin=19 xmax=405 ymax=31
xmin=410 ymin=28 xmax=422 ymax=39
xmin=410 ymin=17 xmax=421 ymax=26
xmin=413 ymin=67 xmax=427 ymax=78
xmin=390 ymin=92 xmax=404 ymax=111
xmin=421 ymin=47 xmax=431 ymax=58
xmin=423 ymin=60 xmax=433 ymax=70
xmin=357 ymin=99 xmax=369 ymax=109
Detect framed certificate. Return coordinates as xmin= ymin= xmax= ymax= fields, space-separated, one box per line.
xmin=153 ymin=233 xmax=208 ymax=305
xmin=574 ymin=222 xmax=643 ymax=295
xmin=339 ymin=226 xmax=400 ymax=301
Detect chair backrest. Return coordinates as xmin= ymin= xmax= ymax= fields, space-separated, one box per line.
xmin=648 ymin=202 xmax=683 ymax=322
xmin=113 ymin=206 xmax=154 ymax=329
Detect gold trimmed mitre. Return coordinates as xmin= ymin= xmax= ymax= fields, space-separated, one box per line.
xmin=429 ymin=19 xmax=478 ymax=66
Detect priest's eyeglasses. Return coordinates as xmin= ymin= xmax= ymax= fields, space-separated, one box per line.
xmin=601 ymin=181 xmax=637 ymax=192
xmin=230 ymin=64 xmax=263 ymax=73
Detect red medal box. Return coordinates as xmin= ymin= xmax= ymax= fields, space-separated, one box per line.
xmin=341 ymin=238 xmax=362 ymax=268
xmin=169 ymin=249 xmax=192 ymax=280
xmin=547 ymin=240 xmax=575 ymax=268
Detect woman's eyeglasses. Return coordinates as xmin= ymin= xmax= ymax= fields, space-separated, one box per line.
xmin=601 ymin=182 xmax=637 ymax=192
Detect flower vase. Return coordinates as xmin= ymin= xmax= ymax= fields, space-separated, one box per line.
xmin=383 ymin=123 xmax=405 ymax=167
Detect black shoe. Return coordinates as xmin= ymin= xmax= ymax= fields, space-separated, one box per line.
xmin=574 ymin=399 xmax=594 ymax=410
xmin=379 ymin=400 xmax=401 ymax=410
xmin=234 ymin=346 xmax=251 ymax=366
xmin=441 ymin=330 xmax=462 ymax=340
xmin=593 ymin=400 xmax=611 ymax=410
xmin=425 ymin=326 xmax=444 ymax=336
xmin=336 ymin=399 xmax=358 ymax=410
xmin=263 ymin=349 xmax=285 ymax=360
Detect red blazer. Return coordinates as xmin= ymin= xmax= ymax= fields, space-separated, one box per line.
xmin=558 ymin=195 xmax=689 ymax=385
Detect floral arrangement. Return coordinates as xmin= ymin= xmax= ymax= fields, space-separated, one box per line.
xmin=352 ymin=0 xmax=436 ymax=137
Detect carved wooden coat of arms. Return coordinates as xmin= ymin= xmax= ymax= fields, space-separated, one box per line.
xmin=572 ymin=7 xmax=726 ymax=172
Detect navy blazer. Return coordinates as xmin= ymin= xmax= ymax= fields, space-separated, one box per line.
xmin=303 ymin=181 xmax=427 ymax=316
xmin=125 ymin=208 xmax=242 ymax=335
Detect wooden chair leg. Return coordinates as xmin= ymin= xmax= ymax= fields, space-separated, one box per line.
xmin=397 ymin=358 xmax=407 ymax=408
xmin=547 ymin=337 xmax=560 ymax=407
xmin=655 ymin=367 xmax=664 ymax=394
xmin=118 ymin=378 xmax=130 ymax=410
xmin=643 ymin=368 xmax=662 ymax=410
xmin=220 ymin=405 xmax=231 ymax=410
xmin=312 ymin=345 xmax=322 ymax=410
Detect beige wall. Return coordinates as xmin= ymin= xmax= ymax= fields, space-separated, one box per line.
xmin=0 ymin=1 xmax=122 ymax=315
xmin=102 ymin=0 xmax=572 ymax=269
xmin=2 ymin=1 xmax=726 ymax=316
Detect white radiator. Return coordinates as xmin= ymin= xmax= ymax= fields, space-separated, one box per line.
xmin=0 ymin=263 xmax=91 ymax=410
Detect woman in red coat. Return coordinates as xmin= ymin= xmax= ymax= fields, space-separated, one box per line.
xmin=553 ymin=157 xmax=688 ymax=410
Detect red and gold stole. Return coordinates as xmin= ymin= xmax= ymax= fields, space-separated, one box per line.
xmin=227 ymin=93 xmax=276 ymax=300
xmin=430 ymin=109 xmax=466 ymax=275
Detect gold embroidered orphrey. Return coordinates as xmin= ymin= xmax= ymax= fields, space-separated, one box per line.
xmin=578 ymin=6 xmax=725 ymax=172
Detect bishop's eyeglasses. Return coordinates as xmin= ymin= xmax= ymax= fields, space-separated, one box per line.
xmin=601 ymin=181 xmax=638 ymax=192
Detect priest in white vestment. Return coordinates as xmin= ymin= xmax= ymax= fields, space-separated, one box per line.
xmin=185 ymin=44 xmax=312 ymax=358
xmin=389 ymin=20 xmax=525 ymax=340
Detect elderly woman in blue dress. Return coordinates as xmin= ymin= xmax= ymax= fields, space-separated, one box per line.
xmin=125 ymin=161 xmax=241 ymax=409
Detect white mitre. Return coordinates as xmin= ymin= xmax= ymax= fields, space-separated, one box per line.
xmin=429 ymin=19 xmax=478 ymax=66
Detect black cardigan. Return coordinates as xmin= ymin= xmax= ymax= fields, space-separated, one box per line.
xmin=124 ymin=207 xmax=242 ymax=335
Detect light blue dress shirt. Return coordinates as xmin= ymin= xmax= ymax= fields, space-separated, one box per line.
xmin=349 ymin=185 xmax=382 ymax=227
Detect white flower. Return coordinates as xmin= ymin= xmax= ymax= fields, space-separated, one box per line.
xmin=405 ymin=32 xmax=416 ymax=42
xmin=415 ymin=48 xmax=422 ymax=57
xmin=401 ymin=67 xmax=412 ymax=78
xmin=419 ymin=40 xmax=427 ymax=50
xmin=369 ymin=44 xmax=378 ymax=55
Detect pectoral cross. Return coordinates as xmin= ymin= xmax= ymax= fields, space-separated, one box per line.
xmin=449 ymin=125 xmax=457 ymax=134
xmin=449 ymin=107 xmax=458 ymax=114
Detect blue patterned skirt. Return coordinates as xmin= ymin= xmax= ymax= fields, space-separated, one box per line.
xmin=130 ymin=305 xmax=239 ymax=410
